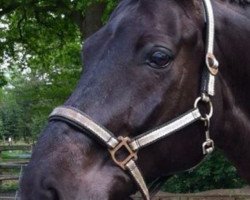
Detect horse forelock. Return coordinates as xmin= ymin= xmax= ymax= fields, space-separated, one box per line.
xmin=114 ymin=0 xmax=206 ymax=26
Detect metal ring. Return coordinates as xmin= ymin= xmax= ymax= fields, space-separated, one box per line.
xmin=194 ymin=97 xmax=213 ymax=121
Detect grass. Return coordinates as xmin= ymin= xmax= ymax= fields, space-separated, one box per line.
xmin=1 ymin=150 xmax=31 ymax=160
xmin=0 ymin=181 xmax=19 ymax=193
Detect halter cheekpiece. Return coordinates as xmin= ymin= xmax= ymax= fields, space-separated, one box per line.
xmin=49 ymin=0 xmax=219 ymax=199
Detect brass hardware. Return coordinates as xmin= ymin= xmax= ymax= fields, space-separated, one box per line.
xmin=109 ymin=136 xmax=138 ymax=170
xmin=206 ymin=53 xmax=219 ymax=76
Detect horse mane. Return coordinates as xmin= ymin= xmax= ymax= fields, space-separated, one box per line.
xmin=223 ymin=0 xmax=250 ymax=6
xmin=122 ymin=0 xmax=250 ymax=7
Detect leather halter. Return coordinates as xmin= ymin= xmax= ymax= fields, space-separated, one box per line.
xmin=49 ymin=0 xmax=219 ymax=199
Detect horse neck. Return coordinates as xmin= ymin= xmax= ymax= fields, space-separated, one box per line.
xmin=213 ymin=1 xmax=250 ymax=181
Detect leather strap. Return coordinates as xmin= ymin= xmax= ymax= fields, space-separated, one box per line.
xmin=203 ymin=0 xmax=215 ymax=55
xmin=126 ymin=160 xmax=150 ymax=200
xmin=201 ymin=0 xmax=219 ymax=96
xmin=129 ymin=109 xmax=201 ymax=151
xmin=49 ymin=106 xmax=119 ymax=148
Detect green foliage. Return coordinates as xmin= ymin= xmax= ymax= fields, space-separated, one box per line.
xmin=103 ymin=0 xmax=119 ymax=21
xmin=0 ymin=72 xmax=7 ymax=87
xmin=0 ymin=181 xmax=19 ymax=193
xmin=1 ymin=150 xmax=31 ymax=160
xmin=0 ymin=0 xmax=82 ymax=75
xmin=0 ymin=63 xmax=81 ymax=141
xmin=0 ymin=0 xmax=85 ymax=141
xmin=0 ymin=0 xmax=119 ymax=84
xmin=163 ymin=150 xmax=246 ymax=193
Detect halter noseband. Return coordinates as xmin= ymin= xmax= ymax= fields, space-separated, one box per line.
xmin=49 ymin=0 xmax=219 ymax=199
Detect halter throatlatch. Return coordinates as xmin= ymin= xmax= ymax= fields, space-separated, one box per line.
xmin=49 ymin=0 xmax=219 ymax=199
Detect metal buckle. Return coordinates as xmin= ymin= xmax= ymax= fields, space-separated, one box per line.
xmin=202 ymin=115 xmax=215 ymax=155
xmin=202 ymin=139 xmax=215 ymax=155
xmin=206 ymin=53 xmax=219 ymax=76
xmin=109 ymin=136 xmax=138 ymax=170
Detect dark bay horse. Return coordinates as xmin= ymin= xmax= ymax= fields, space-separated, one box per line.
xmin=20 ymin=0 xmax=250 ymax=199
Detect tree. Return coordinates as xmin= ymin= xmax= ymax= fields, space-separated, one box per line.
xmin=163 ymin=150 xmax=246 ymax=193
xmin=0 ymin=0 xmax=118 ymax=85
xmin=0 ymin=0 xmax=118 ymax=141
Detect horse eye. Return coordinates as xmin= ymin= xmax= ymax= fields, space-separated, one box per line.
xmin=147 ymin=50 xmax=173 ymax=69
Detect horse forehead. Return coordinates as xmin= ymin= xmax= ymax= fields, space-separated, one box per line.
xmin=109 ymin=0 xmax=184 ymax=34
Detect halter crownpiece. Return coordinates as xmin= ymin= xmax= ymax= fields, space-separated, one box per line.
xmin=202 ymin=0 xmax=219 ymax=96
xmin=49 ymin=0 xmax=219 ymax=199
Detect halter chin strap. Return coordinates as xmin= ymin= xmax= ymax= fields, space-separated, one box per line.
xmin=49 ymin=0 xmax=218 ymax=199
